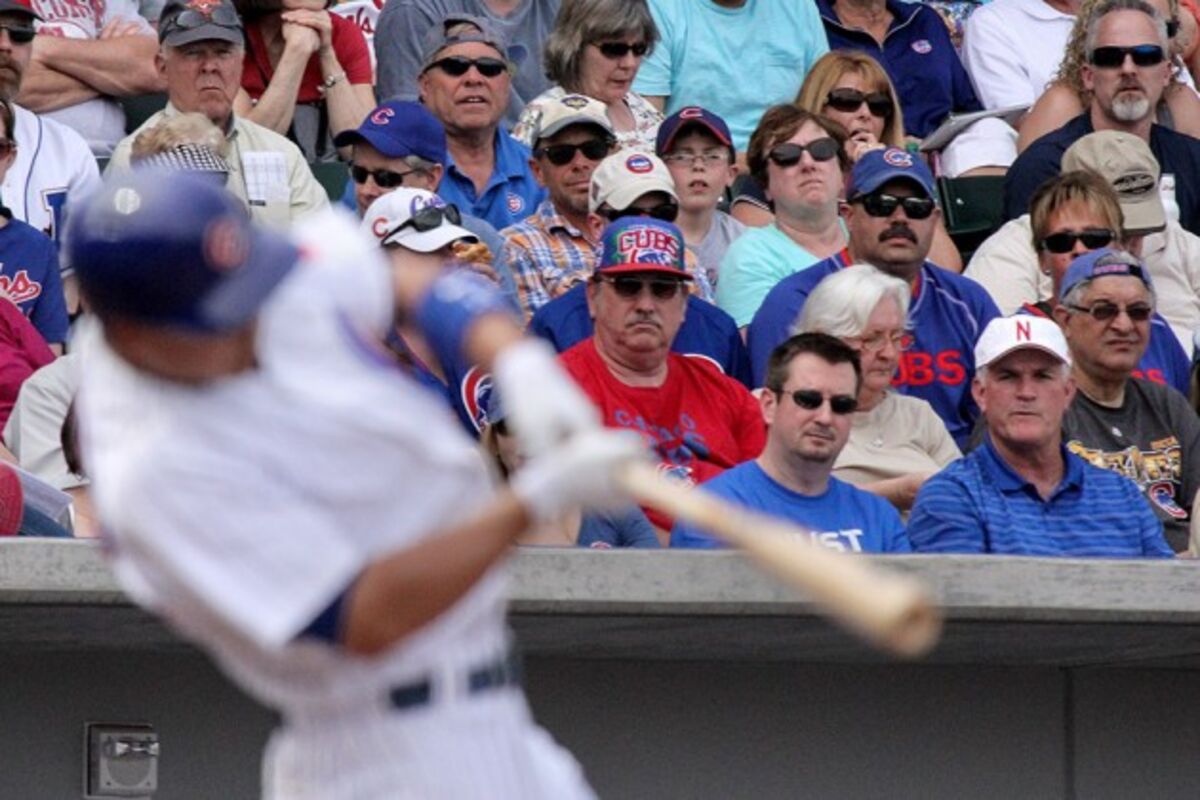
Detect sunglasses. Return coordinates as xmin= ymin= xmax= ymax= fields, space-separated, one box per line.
xmin=428 ymin=55 xmax=508 ymax=78
xmin=767 ymin=138 xmax=840 ymax=167
xmin=825 ymin=88 xmax=893 ymax=118
xmin=786 ymin=389 xmax=858 ymax=415
xmin=165 ymin=6 xmax=241 ymax=32
xmin=1038 ymin=228 xmax=1115 ymax=254
xmin=1088 ymin=44 xmax=1165 ymax=69
xmin=603 ymin=202 xmax=680 ymax=223
xmin=595 ymin=41 xmax=649 ymax=59
xmin=598 ymin=274 xmax=686 ymax=299
xmin=1066 ymin=301 xmax=1153 ymax=322
xmin=534 ymin=138 xmax=611 ymax=166
xmin=0 ymin=23 xmax=35 ymax=44
xmin=854 ymin=192 xmax=936 ymax=220
xmin=385 ymin=204 xmax=463 ymax=239
xmin=349 ymin=164 xmax=417 ymax=188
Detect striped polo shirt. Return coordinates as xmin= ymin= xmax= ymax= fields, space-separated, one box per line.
xmin=907 ymin=436 xmax=1172 ymax=557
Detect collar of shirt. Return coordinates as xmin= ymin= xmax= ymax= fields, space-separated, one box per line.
xmin=445 ymin=129 xmax=532 ymax=184
xmin=817 ymin=0 xmax=921 ymax=36
xmin=533 ymin=199 xmax=591 ymax=239
xmin=979 ymin=433 xmax=1084 ymax=500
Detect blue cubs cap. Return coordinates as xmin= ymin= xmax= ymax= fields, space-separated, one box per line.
xmin=595 ymin=217 xmax=692 ymax=279
xmin=333 ymin=100 xmax=448 ymax=165
xmin=655 ymin=106 xmax=734 ymax=158
xmin=1058 ymin=248 xmax=1152 ymax=302
xmin=68 ymin=171 xmax=300 ymax=333
xmin=848 ymin=147 xmax=936 ymax=200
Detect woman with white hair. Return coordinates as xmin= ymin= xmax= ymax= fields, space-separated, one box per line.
xmin=795 ymin=264 xmax=960 ymax=511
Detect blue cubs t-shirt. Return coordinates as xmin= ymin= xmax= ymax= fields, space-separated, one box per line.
xmin=0 ymin=218 xmax=67 ymax=344
xmin=670 ymin=460 xmax=911 ymax=552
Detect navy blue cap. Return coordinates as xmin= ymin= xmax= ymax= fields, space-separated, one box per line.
xmin=1058 ymin=248 xmax=1152 ymax=302
xmin=68 ymin=172 xmax=300 ymax=333
xmin=848 ymin=147 xmax=936 ymax=200
xmin=655 ymin=106 xmax=734 ymax=157
xmin=333 ymin=101 xmax=448 ymax=165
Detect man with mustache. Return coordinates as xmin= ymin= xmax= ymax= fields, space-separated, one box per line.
xmin=559 ymin=216 xmax=765 ymax=539
xmin=1003 ymin=0 xmax=1200 ymax=237
xmin=747 ymin=148 xmax=1000 ymax=447
xmin=907 ymin=314 xmax=1172 ymax=557
xmin=106 ymin=0 xmax=328 ymax=227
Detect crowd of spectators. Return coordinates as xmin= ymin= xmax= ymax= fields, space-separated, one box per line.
xmin=0 ymin=0 xmax=1197 ymax=560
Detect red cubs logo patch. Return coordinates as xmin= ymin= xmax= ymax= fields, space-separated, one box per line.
xmin=625 ymin=154 xmax=653 ymax=173
xmin=369 ymin=106 xmax=395 ymax=126
xmin=679 ymin=106 xmax=703 ymax=119
xmin=883 ymin=148 xmax=914 ymax=167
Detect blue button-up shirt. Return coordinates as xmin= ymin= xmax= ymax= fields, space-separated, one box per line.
xmin=436 ymin=130 xmax=546 ymax=232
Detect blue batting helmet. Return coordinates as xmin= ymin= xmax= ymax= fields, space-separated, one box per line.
xmin=67 ymin=171 xmax=300 ymax=333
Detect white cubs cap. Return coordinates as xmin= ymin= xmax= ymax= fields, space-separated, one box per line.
xmin=974 ymin=315 xmax=1072 ymax=369
xmin=361 ymin=188 xmax=477 ymax=253
xmin=589 ymin=151 xmax=677 ymax=213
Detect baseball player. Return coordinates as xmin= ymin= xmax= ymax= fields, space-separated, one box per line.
xmin=70 ymin=172 xmax=643 ymax=799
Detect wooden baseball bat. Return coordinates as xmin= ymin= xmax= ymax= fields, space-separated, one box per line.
xmin=616 ymin=461 xmax=943 ymax=658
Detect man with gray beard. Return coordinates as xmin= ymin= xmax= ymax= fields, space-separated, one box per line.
xmin=1002 ymin=0 xmax=1200 ymax=238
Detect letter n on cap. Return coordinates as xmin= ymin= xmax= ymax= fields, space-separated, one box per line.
xmin=1016 ymin=319 xmax=1031 ymax=342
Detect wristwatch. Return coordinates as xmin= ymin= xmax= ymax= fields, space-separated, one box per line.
xmin=319 ymin=72 xmax=347 ymax=92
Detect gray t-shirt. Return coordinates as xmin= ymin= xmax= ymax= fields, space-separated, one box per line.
xmin=374 ymin=0 xmax=560 ymax=130
xmin=1063 ymin=378 xmax=1200 ymax=553
xmin=690 ymin=210 xmax=746 ymax=289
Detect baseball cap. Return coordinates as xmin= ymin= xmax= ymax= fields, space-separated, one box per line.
xmin=1058 ymin=247 xmax=1152 ymax=302
xmin=159 ymin=0 xmax=243 ymax=47
xmin=1062 ymin=131 xmax=1166 ymax=234
xmin=974 ymin=315 xmax=1072 ymax=369
xmin=594 ymin=217 xmax=692 ymax=279
xmin=333 ymin=101 xmax=448 ymax=164
xmin=68 ymin=171 xmax=300 ymax=333
xmin=655 ymin=106 xmax=733 ymax=157
xmin=361 ymin=188 xmax=477 ymax=252
xmin=531 ymin=94 xmax=613 ymax=143
xmin=848 ymin=147 xmax=936 ymax=200
xmin=419 ymin=13 xmax=524 ymax=72
xmin=590 ymin=152 xmax=677 ymax=214
xmin=0 ymin=0 xmax=40 ymax=21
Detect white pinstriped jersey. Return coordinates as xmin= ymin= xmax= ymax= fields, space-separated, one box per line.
xmin=78 ymin=210 xmax=593 ymax=798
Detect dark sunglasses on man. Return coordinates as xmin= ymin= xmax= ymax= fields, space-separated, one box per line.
xmin=428 ymin=55 xmax=509 ymax=78
xmin=596 ymin=274 xmax=686 ymax=300
xmin=601 ymin=201 xmax=680 ymax=223
xmin=782 ymin=389 xmax=858 ymax=415
xmin=595 ymin=41 xmax=648 ymax=59
xmin=349 ymin=164 xmax=418 ymax=188
xmin=853 ymin=192 xmax=936 ymax=220
xmin=1087 ymin=44 xmax=1165 ymax=69
xmin=825 ymin=88 xmax=893 ymax=119
xmin=534 ymin=138 xmax=612 ymax=166
xmin=1066 ymin=301 xmax=1154 ymax=323
xmin=766 ymin=138 xmax=840 ymax=167
xmin=1038 ymin=228 xmax=1115 ymax=254
xmin=0 ymin=23 xmax=34 ymax=44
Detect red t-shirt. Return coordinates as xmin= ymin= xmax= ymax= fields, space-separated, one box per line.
xmin=241 ymin=13 xmax=373 ymax=104
xmin=0 ymin=297 xmax=53 ymax=430
xmin=561 ymin=339 xmax=766 ymax=530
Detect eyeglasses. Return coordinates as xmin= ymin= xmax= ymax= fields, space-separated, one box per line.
xmin=1066 ymin=301 xmax=1153 ymax=323
xmin=661 ymin=149 xmax=729 ymax=167
xmin=595 ymin=41 xmax=648 ymax=59
xmin=825 ymin=88 xmax=893 ymax=118
xmin=384 ymin=203 xmax=463 ymax=239
xmin=766 ymin=138 xmax=840 ymax=167
xmin=1038 ymin=228 xmax=1115 ymax=253
xmin=597 ymin=275 xmax=686 ymax=299
xmin=602 ymin=202 xmax=680 ymax=223
xmin=163 ymin=6 xmax=241 ymax=35
xmin=0 ymin=23 xmax=35 ymax=44
xmin=1087 ymin=44 xmax=1165 ymax=69
xmin=428 ymin=55 xmax=508 ymax=78
xmin=854 ymin=192 xmax=936 ymax=220
xmin=349 ymin=164 xmax=417 ymax=188
xmin=848 ymin=331 xmax=909 ymax=353
xmin=534 ymin=138 xmax=611 ymax=166
xmin=784 ymin=389 xmax=858 ymax=415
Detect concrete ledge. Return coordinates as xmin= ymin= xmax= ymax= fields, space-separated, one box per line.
xmin=3 ymin=540 xmax=1200 ymax=666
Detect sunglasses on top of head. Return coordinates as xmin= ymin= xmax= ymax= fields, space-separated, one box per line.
xmin=1038 ymin=228 xmax=1115 ymax=254
xmin=165 ymin=6 xmax=241 ymax=32
xmin=386 ymin=204 xmax=463 ymax=239
xmin=766 ymin=138 xmax=840 ymax=167
xmin=428 ymin=55 xmax=509 ymax=78
xmin=784 ymin=389 xmax=858 ymax=415
xmin=1087 ymin=44 xmax=1165 ymax=69
xmin=534 ymin=138 xmax=612 ymax=166
xmin=825 ymin=88 xmax=893 ymax=118
xmin=594 ymin=41 xmax=649 ymax=59
xmin=853 ymin=192 xmax=936 ymax=220
xmin=597 ymin=274 xmax=686 ymax=299
xmin=602 ymin=202 xmax=680 ymax=223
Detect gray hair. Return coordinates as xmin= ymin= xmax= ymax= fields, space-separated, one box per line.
xmin=398 ymin=154 xmax=439 ymax=174
xmin=1084 ymin=0 xmax=1168 ymax=56
xmin=976 ymin=360 xmax=1072 ymax=385
xmin=542 ymin=0 xmax=658 ymax=90
xmin=793 ymin=264 xmax=911 ymax=339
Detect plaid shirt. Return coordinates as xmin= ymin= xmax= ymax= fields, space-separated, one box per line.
xmin=502 ymin=200 xmax=716 ymax=321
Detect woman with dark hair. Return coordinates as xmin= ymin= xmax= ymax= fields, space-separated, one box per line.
xmin=233 ymin=0 xmax=376 ymax=162
xmin=511 ymin=0 xmax=662 ymax=151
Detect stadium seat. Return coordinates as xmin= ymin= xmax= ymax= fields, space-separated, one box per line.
xmin=938 ymin=174 xmax=1006 ymax=261
xmin=119 ymin=93 xmax=169 ymax=134
xmin=310 ymin=160 xmax=349 ymax=201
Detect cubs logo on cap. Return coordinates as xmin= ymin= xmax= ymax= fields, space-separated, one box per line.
xmin=884 ymin=149 xmax=914 ymax=168
xmin=595 ymin=217 xmax=692 ymax=279
xmin=655 ymin=105 xmax=734 ymax=158
xmin=1057 ymin=247 xmax=1152 ymax=301
xmin=332 ymin=100 xmax=447 ymax=164
xmin=369 ymin=106 xmax=395 ymax=126
xmin=625 ymin=154 xmax=653 ymax=174
xmin=848 ymin=146 xmax=936 ymax=200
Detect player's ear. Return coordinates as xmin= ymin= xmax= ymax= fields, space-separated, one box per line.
xmin=585 ymin=278 xmax=600 ymax=319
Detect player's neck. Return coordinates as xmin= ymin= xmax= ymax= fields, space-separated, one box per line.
xmin=756 ymin=447 xmax=832 ymax=497
xmin=1072 ymin=367 xmax=1126 ymax=408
